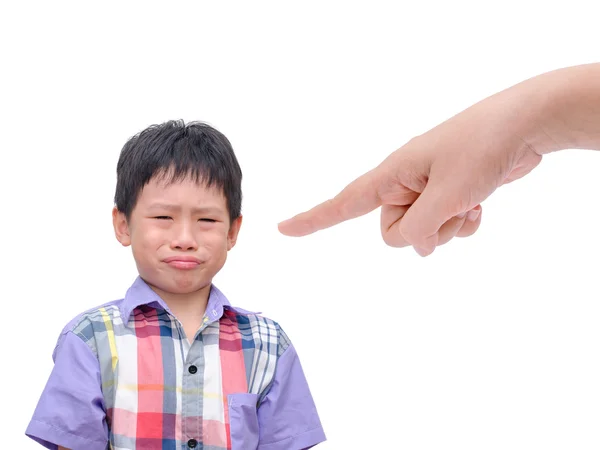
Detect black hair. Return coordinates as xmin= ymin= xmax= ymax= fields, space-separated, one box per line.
xmin=114 ymin=120 xmax=242 ymax=222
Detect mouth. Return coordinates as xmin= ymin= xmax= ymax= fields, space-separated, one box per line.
xmin=163 ymin=256 xmax=203 ymax=270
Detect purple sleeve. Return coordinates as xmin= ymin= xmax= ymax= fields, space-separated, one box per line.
xmin=257 ymin=344 xmax=326 ymax=450
xmin=25 ymin=331 xmax=108 ymax=450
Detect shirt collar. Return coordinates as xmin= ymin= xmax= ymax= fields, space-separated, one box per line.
xmin=120 ymin=276 xmax=259 ymax=323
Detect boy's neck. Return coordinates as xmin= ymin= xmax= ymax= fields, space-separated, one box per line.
xmin=149 ymin=283 xmax=212 ymax=324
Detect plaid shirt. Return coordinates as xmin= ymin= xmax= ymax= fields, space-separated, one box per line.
xmin=26 ymin=277 xmax=325 ymax=450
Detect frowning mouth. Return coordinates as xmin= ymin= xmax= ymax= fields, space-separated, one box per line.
xmin=163 ymin=256 xmax=203 ymax=270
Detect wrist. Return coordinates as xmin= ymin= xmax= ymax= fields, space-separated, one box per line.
xmin=512 ymin=64 xmax=600 ymax=155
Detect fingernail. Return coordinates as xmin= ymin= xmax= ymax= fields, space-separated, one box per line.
xmin=467 ymin=209 xmax=480 ymax=221
xmin=415 ymin=247 xmax=431 ymax=257
xmin=457 ymin=212 xmax=467 ymax=219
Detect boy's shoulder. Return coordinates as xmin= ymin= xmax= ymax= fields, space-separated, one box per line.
xmin=222 ymin=306 xmax=292 ymax=357
xmin=60 ymin=299 xmax=124 ymax=334
xmin=52 ymin=298 xmax=125 ymax=356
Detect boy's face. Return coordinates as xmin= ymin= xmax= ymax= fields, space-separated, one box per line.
xmin=112 ymin=175 xmax=241 ymax=297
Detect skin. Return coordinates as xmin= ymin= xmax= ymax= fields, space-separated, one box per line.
xmin=278 ymin=63 xmax=600 ymax=256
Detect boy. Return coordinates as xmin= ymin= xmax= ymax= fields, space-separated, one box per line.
xmin=26 ymin=121 xmax=326 ymax=450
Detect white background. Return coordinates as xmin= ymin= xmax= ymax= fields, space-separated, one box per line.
xmin=2 ymin=1 xmax=600 ymax=449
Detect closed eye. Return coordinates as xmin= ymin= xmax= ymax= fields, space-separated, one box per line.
xmin=199 ymin=218 xmax=216 ymax=223
xmin=154 ymin=216 xmax=172 ymax=220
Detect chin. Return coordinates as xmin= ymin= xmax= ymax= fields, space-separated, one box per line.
xmin=170 ymin=276 xmax=212 ymax=294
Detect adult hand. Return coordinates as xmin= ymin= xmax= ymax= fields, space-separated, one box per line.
xmin=278 ymin=63 xmax=600 ymax=256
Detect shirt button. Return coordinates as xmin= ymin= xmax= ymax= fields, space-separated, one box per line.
xmin=188 ymin=365 xmax=198 ymax=374
xmin=187 ymin=438 xmax=198 ymax=448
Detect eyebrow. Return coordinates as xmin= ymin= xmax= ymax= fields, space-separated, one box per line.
xmin=147 ymin=203 xmax=225 ymax=215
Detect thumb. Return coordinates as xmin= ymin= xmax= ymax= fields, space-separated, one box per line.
xmin=399 ymin=174 xmax=468 ymax=255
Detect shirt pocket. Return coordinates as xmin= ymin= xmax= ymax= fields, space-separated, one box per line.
xmin=228 ymin=392 xmax=260 ymax=450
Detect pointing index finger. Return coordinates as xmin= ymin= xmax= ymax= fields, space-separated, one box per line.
xmin=277 ymin=169 xmax=382 ymax=237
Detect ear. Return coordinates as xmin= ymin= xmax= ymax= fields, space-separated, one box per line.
xmin=227 ymin=215 xmax=243 ymax=250
xmin=112 ymin=207 xmax=132 ymax=247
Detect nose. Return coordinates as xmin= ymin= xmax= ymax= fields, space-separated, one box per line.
xmin=170 ymin=221 xmax=198 ymax=251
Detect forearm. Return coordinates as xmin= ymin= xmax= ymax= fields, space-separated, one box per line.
xmin=510 ymin=63 xmax=600 ymax=154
